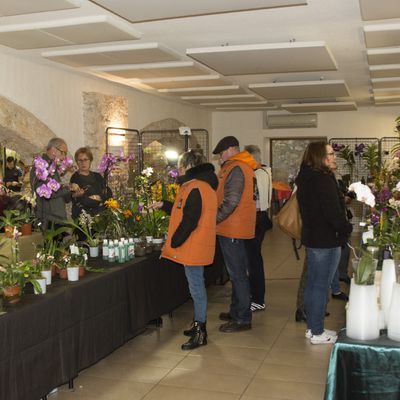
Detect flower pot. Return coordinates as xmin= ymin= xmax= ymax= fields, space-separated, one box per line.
xmin=51 ymin=264 xmax=57 ymax=277
xmin=145 ymin=244 xmax=153 ymax=254
xmin=2 ymin=285 xmax=22 ymax=304
xmin=58 ymin=268 xmax=68 ymax=280
xmin=41 ymin=270 xmax=52 ymax=285
xmin=67 ymin=266 xmax=79 ymax=282
xmin=135 ymin=244 xmax=146 ymax=257
xmin=34 ymin=278 xmax=47 ymax=295
xmin=79 ymin=266 xmax=86 ymax=277
xmin=145 ymin=235 xmax=153 ymax=244
xmin=380 ymin=259 xmax=396 ymax=327
xmin=152 ymin=238 xmax=164 ymax=251
xmin=21 ymin=223 xmax=32 ymax=236
xmin=4 ymin=225 xmax=14 ymax=238
xmin=346 ymin=281 xmax=380 ymax=341
xmin=388 ymin=282 xmax=400 ymax=341
xmin=89 ymin=246 xmax=99 ymax=257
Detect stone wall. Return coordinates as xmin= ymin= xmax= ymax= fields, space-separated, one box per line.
xmin=0 ymin=95 xmax=55 ymax=163
xmin=82 ymin=92 xmax=128 ymax=168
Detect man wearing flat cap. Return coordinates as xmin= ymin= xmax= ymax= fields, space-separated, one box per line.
xmin=213 ymin=136 xmax=257 ymax=332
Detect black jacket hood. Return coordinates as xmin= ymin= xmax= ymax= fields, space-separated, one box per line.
xmin=177 ymin=163 xmax=218 ymax=190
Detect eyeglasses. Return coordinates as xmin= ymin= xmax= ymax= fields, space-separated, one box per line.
xmin=77 ymin=158 xmax=90 ymax=163
xmin=56 ymin=147 xmax=67 ymax=156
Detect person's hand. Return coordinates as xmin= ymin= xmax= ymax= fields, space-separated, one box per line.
xmin=70 ymin=183 xmax=80 ymax=192
xmin=71 ymin=187 xmax=85 ymax=198
xmin=149 ymin=201 xmax=163 ymax=210
xmin=89 ymin=194 xmax=101 ymax=201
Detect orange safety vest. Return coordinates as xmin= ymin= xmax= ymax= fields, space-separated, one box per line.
xmin=216 ymin=160 xmax=256 ymax=239
xmin=162 ymin=179 xmax=217 ymax=266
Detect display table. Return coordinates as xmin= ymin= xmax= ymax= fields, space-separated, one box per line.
xmin=0 ymin=252 xmax=224 ymax=400
xmin=324 ymin=330 xmax=400 ymax=400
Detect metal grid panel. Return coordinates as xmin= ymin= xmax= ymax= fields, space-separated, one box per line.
xmin=380 ymin=137 xmax=399 ymax=164
xmin=329 ymin=137 xmax=380 ymax=232
xmin=141 ymin=129 xmax=209 ymax=176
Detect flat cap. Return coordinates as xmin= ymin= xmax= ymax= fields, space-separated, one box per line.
xmin=212 ymin=136 xmax=239 ymax=154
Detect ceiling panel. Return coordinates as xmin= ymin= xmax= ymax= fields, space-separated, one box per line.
xmin=140 ymin=76 xmax=229 ymax=89
xmin=0 ymin=0 xmax=80 ymax=16
xmin=0 ymin=16 xmax=141 ymax=50
xmin=374 ymin=95 xmax=400 ymax=103
xmin=181 ymin=94 xmax=259 ymax=103
xmin=91 ymin=61 xmax=206 ymax=79
xmin=373 ymin=88 xmax=400 ymax=96
xmin=187 ymin=41 xmax=337 ymax=76
xmin=364 ymin=23 xmax=400 ymax=48
xmin=159 ymin=85 xmax=245 ymax=96
xmin=359 ymin=0 xmax=400 ymax=21
xmin=370 ymin=65 xmax=400 ymax=78
xmin=215 ymin=106 xmax=277 ymax=111
xmin=248 ymin=80 xmax=349 ymax=99
xmin=375 ymin=101 xmax=400 ymax=106
xmin=43 ymin=43 xmax=177 ymax=67
xmin=90 ymin=0 xmax=307 ymax=23
xmin=372 ymin=77 xmax=400 ymax=88
xmin=281 ymin=102 xmax=357 ymax=112
xmin=367 ymin=48 xmax=400 ymax=65
xmin=200 ymin=101 xmax=269 ymax=106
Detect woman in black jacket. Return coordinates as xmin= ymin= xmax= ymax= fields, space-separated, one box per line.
xmin=296 ymin=141 xmax=352 ymax=345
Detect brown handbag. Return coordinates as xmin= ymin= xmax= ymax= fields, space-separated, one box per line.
xmin=274 ymin=191 xmax=302 ymax=240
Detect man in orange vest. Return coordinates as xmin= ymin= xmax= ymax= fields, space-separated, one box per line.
xmin=213 ymin=136 xmax=257 ymax=332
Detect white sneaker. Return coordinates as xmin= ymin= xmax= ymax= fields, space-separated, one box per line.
xmin=310 ymin=331 xmax=338 ymax=345
xmin=250 ymin=302 xmax=266 ymax=312
xmin=305 ymin=329 xmax=337 ymax=339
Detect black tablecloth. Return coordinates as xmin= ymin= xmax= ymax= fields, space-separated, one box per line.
xmin=0 ymin=252 xmax=224 ymax=400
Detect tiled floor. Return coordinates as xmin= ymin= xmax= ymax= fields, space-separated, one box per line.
xmin=52 ymin=227 xmax=347 ymax=400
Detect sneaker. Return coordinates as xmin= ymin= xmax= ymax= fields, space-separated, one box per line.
xmin=310 ymin=331 xmax=338 ymax=345
xmin=305 ymin=329 xmax=337 ymax=339
xmin=332 ymin=292 xmax=349 ymax=301
xmin=250 ymin=302 xmax=266 ymax=312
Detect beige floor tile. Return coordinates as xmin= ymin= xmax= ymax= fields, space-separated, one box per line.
xmin=175 ymin=354 xmax=262 ymax=376
xmin=265 ymin=348 xmax=330 ymax=369
xmin=160 ymin=368 xmax=252 ymax=394
xmin=142 ymin=385 xmax=240 ymax=400
xmin=189 ymin=343 xmax=269 ymax=361
xmin=81 ymin=360 xmax=171 ymax=384
xmin=255 ymin=362 xmax=328 ymax=384
xmin=56 ymin=375 xmax=154 ymax=400
xmin=244 ymin=378 xmax=326 ymax=400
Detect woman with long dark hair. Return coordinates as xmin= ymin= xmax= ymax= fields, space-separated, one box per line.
xmin=296 ymin=141 xmax=352 ymax=344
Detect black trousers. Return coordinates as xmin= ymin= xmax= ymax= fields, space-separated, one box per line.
xmin=244 ymin=211 xmax=269 ymax=305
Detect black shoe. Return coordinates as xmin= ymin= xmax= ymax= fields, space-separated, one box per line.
xmin=219 ymin=312 xmax=233 ymax=321
xmin=219 ymin=320 xmax=251 ymax=333
xmin=183 ymin=320 xmax=203 ymax=337
xmin=325 ymin=311 xmax=330 ymax=317
xmin=181 ymin=321 xmax=207 ymax=350
xmin=295 ymin=309 xmax=307 ymax=322
xmin=332 ymin=292 xmax=349 ymax=301
xmin=339 ymin=277 xmax=351 ymax=285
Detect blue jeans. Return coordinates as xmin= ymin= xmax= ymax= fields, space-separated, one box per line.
xmin=305 ymin=247 xmax=341 ymax=335
xmin=218 ymin=236 xmax=252 ymax=324
xmin=184 ymin=266 xmax=207 ymax=323
xmin=330 ymin=267 xmax=341 ymax=294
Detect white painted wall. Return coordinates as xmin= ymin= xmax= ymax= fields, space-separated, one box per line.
xmin=0 ymin=51 xmax=211 ymax=155
xmin=212 ymin=107 xmax=400 ymax=164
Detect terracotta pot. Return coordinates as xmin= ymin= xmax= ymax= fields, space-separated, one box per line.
xmin=4 ymin=225 xmax=14 ymax=238
xmin=3 ymin=285 xmax=22 ymax=304
xmin=51 ymin=264 xmax=57 ymax=277
xmin=21 ymin=223 xmax=32 ymax=236
xmin=79 ymin=266 xmax=86 ymax=277
xmin=58 ymin=268 xmax=68 ymax=280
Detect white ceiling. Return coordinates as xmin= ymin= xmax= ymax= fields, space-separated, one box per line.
xmin=0 ymin=0 xmax=399 ymax=112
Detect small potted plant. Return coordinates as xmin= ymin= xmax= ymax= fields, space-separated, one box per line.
xmin=0 ymin=210 xmax=24 ymax=238
xmin=56 ymin=252 xmax=70 ymax=280
xmin=19 ymin=207 xmax=35 ymax=236
xmin=70 ymin=246 xmax=88 ymax=277
xmin=66 ymin=211 xmax=100 ymax=257
xmin=0 ymin=262 xmax=25 ymax=304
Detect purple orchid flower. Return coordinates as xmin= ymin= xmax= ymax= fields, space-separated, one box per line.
xmin=48 ymin=161 xmax=57 ymax=176
xmin=377 ymin=189 xmax=391 ymax=203
xmin=59 ymin=156 xmax=73 ymax=174
xmin=36 ymin=168 xmax=49 ymax=181
xmin=34 ymin=156 xmax=49 ymax=170
xmin=36 ymin=183 xmax=53 ymax=199
xmin=354 ymin=143 xmax=365 ymax=156
xmin=47 ymin=178 xmax=61 ymax=192
xmin=169 ymin=169 xmax=179 ymax=179
xmin=332 ymin=143 xmax=345 ymax=152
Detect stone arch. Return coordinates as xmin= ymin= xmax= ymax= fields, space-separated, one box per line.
xmin=0 ymin=95 xmax=55 ymax=163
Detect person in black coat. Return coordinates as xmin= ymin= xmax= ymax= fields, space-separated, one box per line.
xmin=296 ymin=141 xmax=352 ymax=345
xmin=70 ymin=147 xmax=111 ymax=220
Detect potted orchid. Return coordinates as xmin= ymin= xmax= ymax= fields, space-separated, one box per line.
xmin=0 ymin=210 xmax=25 ymax=238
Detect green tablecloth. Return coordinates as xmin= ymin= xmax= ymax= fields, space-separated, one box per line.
xmin=325 ymin=330 xmax=400 ymax=400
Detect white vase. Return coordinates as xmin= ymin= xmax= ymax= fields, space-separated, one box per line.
xmin=34 ymin=278 xmax=47 ymax=295
xmin=346 ymin=281 xmax=380 ymax=341
xmin=145 ymin=236 xmax=153 ymax=243
xmin=380 ymin=259 xmax=396 ymax=327
xmin=41 ymin=269 xmax=52 ymax=285
xmin=67 ymin=266 xmax=79 ymax=282
xmin=388 ymin=283 xmax=400 ymax=341
xmin=89 ymin=246 xmax=99 ymax=257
